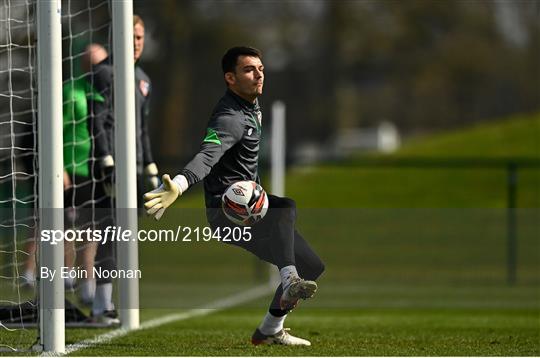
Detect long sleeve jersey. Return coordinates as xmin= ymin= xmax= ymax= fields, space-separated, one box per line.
xmin=88 ymin=57 xmax=154 ymax=175
xmin=63 ymin=77 xmax=104 ymax=177
xmin=180 ymin=89 xmax=263 ymax=206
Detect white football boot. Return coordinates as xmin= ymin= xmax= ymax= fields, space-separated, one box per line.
xmin=88 ymin=309 xmax=120 ymax=326
xmin=251 ymin=328 xmax=311 ymax=346
xmin=280 ymin=278 xmax=318 ymax=310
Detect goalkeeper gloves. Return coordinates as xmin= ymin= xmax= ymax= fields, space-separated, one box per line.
xmin=144 ymin=174 xmax=188 ymax=220
xmin=144 ymin=163 xmax=159 ymax=190
xmin=101 ymin=155 xmax=115 ymax=198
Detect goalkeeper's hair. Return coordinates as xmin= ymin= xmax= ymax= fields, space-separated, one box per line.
xmin=134 ymin=14 xmax=144 ymax=28
xmin=221 ymin=46 xmax=262 ymax=74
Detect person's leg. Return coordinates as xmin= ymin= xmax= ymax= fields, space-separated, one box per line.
xmin=249 ymin=198 xmax=324 ymax=345
xmin=92 ymin=211 xmax=116 ymax=315
xmin=246 ymin=195 xmax=310 ymax=303
xmin=90 ymin=183 xmax=118 ymax=324
xmin=21 ymin=238 xmax=36 ymax=288
xmin=91 ymin=225 xmax=118 ymax=325
xmin=252 ymin=229 xmax=324 ymax=345
xmin=265 ymin=229 xmax=325 ymax=317
xmin=63 ymin=240 xmax=77 ymax=289
xmin=77 ymin=240 xmax=97 ymax=305
xmin=91 ymin=174 xmax=144 ymax=320
xmin=208 ymin=195 xmax=324 ymax=345
xmin=63 ymin=183 xmax=77 ymax=289
xmin=224 ymin=195 xmax=323 ymax=311
xmin=259 ymin=196 xmax=320 ymax=311
xmin=263 ymin=195 xmax=296 ymax=269
xmin=70 ymin=176 xmax=97 ymax=304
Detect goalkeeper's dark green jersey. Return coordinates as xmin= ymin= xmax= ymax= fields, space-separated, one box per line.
xmin=180 ymin=89 xmax=262 ymax=206
xmin=62 ymin=77 xmax=104 ymax=177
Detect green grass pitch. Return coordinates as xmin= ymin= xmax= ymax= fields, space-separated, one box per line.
xmin=66 ymin=308 xmax=539 ymax=356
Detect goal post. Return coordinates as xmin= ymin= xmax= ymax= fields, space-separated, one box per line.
xmin=37 ymin=0 xmax=64 ymax=353
xmin=271 ymin=101 xmax=286 ymax=198
xmin=112 ymin=0 xmax=139 ymax=330
xmin=268 ymin=101 xmax=286 ymax=285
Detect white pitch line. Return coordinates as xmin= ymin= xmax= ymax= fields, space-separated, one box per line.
xmin=54 ymin=283 xmax=273 ymax=356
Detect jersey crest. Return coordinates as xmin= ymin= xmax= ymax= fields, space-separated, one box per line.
xmin=139 ymin=79 xmax=150 ymax=97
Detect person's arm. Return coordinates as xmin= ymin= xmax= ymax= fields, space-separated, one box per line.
xmin=140 ymin=79 xmax=159 ymax=189
xmin=87 ymin=64 xmax=115 ymax=196
xmin=87 ymin=64 xmax=113 ymax=162
xmin=141 ymin=79 xmax=154 ymax=166
xmin=144 ymin=110 xmax=244 ymax=220
xmin=179 ymin=110 xmax=244 ymax=187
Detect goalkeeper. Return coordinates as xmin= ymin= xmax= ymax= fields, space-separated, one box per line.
xmin=88 ymin=15 xmax=158 ymax=324
xmin=144 ymin=46 xmax=325 ymax=346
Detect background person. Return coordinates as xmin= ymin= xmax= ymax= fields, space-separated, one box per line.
xmin=88 ymin=14 xmax=158 ymax=324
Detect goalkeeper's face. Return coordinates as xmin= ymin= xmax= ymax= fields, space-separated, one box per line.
xmin=226 ymin=55 xmax=264 ymax=103
xmin=133 ymin=23 xmax=145 ymax=62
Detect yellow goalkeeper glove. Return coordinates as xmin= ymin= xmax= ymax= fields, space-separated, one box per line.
xmin=143 ymin=174 xmax=187 ymax=220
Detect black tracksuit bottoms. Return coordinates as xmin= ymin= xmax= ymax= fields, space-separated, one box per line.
xmin=208 ymin=194 xmax=325 ymax=315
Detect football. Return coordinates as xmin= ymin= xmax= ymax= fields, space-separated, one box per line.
xmin=222 ymin=180 xmax=269 ymax=226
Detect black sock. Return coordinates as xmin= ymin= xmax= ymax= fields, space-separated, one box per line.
xmin=269 ymin=308 xmax=288 ymax=317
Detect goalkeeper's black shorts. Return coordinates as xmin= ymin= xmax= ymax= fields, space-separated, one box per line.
xmin=207 ymin=194 xmax=324 ymax=274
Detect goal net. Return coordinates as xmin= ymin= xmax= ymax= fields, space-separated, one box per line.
xmin=0 ymin=0 xmax=38 ymax=351
xmin=0 ymin=0 xmax=113 ymax=352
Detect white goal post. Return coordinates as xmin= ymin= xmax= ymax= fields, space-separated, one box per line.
xmin=112 ymin=0 xmax=139 ymax=331
xmin=37 ymin=0 xmax=64 ymax=353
